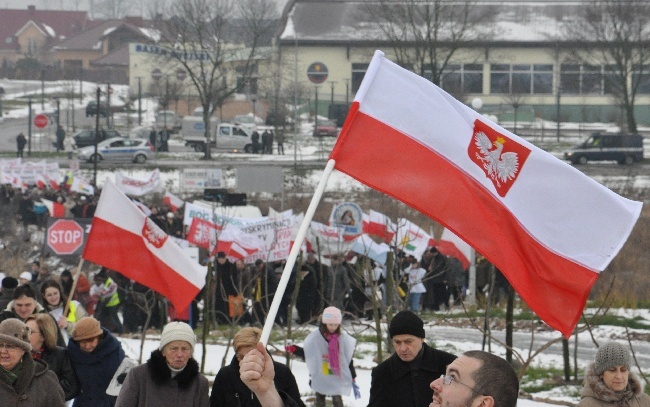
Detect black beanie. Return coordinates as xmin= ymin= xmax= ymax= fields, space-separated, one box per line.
xmin=389 ymin=310 xmax=425 ymax=338
xmin=1 ymin=277 xmax=18 ymax=289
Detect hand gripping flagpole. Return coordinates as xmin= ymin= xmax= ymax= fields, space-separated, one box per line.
xmin=260 ymin=159 xmax=336 ymax=345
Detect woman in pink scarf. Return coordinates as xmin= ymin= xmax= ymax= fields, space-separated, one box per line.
xmin=300 ymin=306 xmax=357 ymax=407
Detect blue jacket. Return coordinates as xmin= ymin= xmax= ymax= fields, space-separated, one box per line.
xmin=67 ymin=328 xmax=125 ymax=407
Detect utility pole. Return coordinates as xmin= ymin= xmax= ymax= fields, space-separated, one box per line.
xmin=93 ymin=87 xmax=100 ymax=186
xmin=27 ymin=99 xmax=32 ymax=157
xmin=106 ymin=83 xmax=111 ymax=128
xmin=137 ymin=77 xmax=142 ymax=125
xmin=41 ymin=69 xmax=45 ymax=110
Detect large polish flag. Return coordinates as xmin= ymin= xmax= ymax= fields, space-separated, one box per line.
xmin=330 ymin=51 xmax=642 ymax=336
xmin=362 ymin=210 xmax=395 ymax=243
xmin=83 ymin=181 xmax=206 ymax=312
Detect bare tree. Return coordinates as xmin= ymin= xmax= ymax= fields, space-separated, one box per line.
xmin=153 ymin=0 xmax=277 ymax=160
xmin=94 ymin=0 xmax=136 ymax=18
xmin=361 ymin=0 xmax=496 ymax=87
xmin=563 ymin=0 xmax=650 ymax=133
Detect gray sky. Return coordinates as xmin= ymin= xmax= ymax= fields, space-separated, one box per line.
xmin=3 ymin=1 xmax=289 ymax=18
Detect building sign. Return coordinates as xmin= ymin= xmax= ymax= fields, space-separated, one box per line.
xmin=307 ymin=62 xmax=328 ymax=84
xmin=181 ymin=168 xmax=223 ymax=191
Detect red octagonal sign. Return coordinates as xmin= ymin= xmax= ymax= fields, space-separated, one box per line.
xmin=47 ymin=220 xmax=84 ymax=255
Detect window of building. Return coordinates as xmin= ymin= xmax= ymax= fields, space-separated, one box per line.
xmin=632 ymin=65 xmax=650 ymax=94
xmin=437 ymin=63 xmax=484 ymax=94
xmin=351 ymin=63 xmax=369 ymax=93
xmin=490 ymin=64 xmax=552 ymax=94
xmin=27 ymin=38 xmax=38 ymax=55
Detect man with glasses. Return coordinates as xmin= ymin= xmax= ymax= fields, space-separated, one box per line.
xmin=368 ymin=310 xmax=457 ymax=407
xmin=430 ymin=350 xmax=519 ymax=407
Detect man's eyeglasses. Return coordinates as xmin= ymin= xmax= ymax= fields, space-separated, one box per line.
xmin=0 ymin=343 xmax=19 ymax=351
xmin=440 ymin=374 xmax=484 ymax=396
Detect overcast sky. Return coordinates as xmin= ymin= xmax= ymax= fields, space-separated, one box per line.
xmin=3 ymin=0 xmax=289 ymax=19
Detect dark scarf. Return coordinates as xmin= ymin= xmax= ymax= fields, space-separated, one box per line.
xmin=146 ymin=349 xmax=200 ymax=389
xmin=0 ymin=359 xmax=23 ymax=386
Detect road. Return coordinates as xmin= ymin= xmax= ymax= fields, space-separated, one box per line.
xmin=430 ymin=325 xmax=650 ymax=370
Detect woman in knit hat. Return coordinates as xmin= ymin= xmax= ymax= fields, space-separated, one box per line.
xmin=25 ymin=314 xmax=79 ymax=400
xmin=67 ymin=316 xmax=125 ymax=407
xmin=115 ymin=321 xmax=209 ymax=407
xmin=0 ymin=318 xmax=65 ymax=406
xmin=292 ymin=306 xmax=357 ymax=407
xmin=577 ymin=341 xmax=650 ymax=407
xmin=210 ymin=327 xmax=304 ymax=407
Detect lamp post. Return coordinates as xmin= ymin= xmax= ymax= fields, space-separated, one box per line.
xmin=93 ymin=87 xmax=101 ymax=186
xmin=27 ymin=99 xmax=32 ymax=157
xmin=41 ymin=68 xmax=45 ymax=110
xmin=251 ymin=93 xmax=257 ymax=119
xmin=137 ymin=77 xmax=142 ymax=125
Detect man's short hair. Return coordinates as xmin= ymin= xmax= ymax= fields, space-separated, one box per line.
xmin=464 ymin=350 xmax=519 ymax=407
xmin=13 ymin=284 xmax=37 ymax=300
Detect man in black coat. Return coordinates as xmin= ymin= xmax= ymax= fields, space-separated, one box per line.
xmin=368 ymin=310 xmax=457 ymax=407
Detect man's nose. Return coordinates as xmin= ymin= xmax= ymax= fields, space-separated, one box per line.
xmin=430 ymin=376 xmax=443 ymax=391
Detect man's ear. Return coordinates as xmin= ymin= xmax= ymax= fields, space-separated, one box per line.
xmin=476 ymin=395 xmax=495 ymax=407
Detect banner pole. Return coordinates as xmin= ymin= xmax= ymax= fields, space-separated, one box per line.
xmin=63 ymin=258 xmax=85 ymax=318
xmin=260 ymin=159 xmax=336 ymax=345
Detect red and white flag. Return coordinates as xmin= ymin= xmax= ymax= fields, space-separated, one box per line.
xmin=431 ymin=228 xmax=472 ymax=271
xmin=330 ymin=51 xmax=642 ymax=336
xmin=211 ymin=225 xmax=263 ymax=259
xmin=164 ymin=191 xmax=184 ymax=212
xmin=83 ymin=181 xmax=206 ymax=312
xmin=41 ymin=199 xmax=65 ymax=218
xmin=187 ymin=217 xmax=220 ymax=250
xmin=362 ymin=210 xmax=395 ymax=243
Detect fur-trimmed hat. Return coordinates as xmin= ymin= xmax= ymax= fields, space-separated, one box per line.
xmin=322 ymin=306 xmax=342 ymax=325
xmin=159 ymin=322 xmax=196 ymax=352
xmin=0 ymin=318 xmax=32 ymax=352
xmin=594 ymin=341 xmax=630 ymax=375
xmin=389 ymin=310 xmax=425 ymax=338
xmin=72 ymin=317 xmax=103 ymax=341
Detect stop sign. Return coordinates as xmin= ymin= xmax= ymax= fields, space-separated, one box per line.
xmin=47 ymin=220 xmax=84 ymax=255
xmin=34 ymin=114 xmax=48 ymax=128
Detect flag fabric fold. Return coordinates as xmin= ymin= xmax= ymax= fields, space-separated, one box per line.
xmin=83 ymin=181 xmax=206 ymax=312
xmin=164 ymin=191 xmax=185 ymax=212
xmin=41 ymin=199 xmax=65 ymax=218
xmin=329 ymin=50 xmax=642 ymax=336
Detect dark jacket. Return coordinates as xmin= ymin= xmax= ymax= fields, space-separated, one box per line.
xmin=115 ymin=350 xmax=209 ymax=407
xmin=0 ymin=353 xmax=65 ymax=407
xmin=40 ymin=346 xmax=80 ymax=401
xmin=368 ymin=343 xmax=456 ymax=407
xmin=210 ymin=354 xmax=305 ymax=407
xmin=67 ymin=328 xmax=125 ymax=407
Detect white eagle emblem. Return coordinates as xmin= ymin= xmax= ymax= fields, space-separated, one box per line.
xmin=142 ymin=218 xmax=168 ymax=249
xmin=474 ymin=131 xmax=519 ymax=187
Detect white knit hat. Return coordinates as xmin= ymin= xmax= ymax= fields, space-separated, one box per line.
xmin=159 ymin=322 xmax=196 ymax=352
xmin=19 ymin=271 xmax=32 ymax=281
xmin=594 ymin=341 xmax=630 ymax=375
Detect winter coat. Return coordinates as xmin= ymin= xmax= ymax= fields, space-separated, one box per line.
xmin=368 ymin=343 xmax=457 ymax=407
xmin=67 ymin=328 xmax=125 ymax=407
xmin=210 ymin=354 xmax=304 ymax=407
xmin=577 ymin=364 xmax=650 ymax=407
xmin=0 ymin=287 xmax=14 ymax=310
xmin=0 ymin=353 xmax=65 ymax=407
xmin=115 ymin=350 xmax=209 ymax=407
xmin=40 ymin=346 xmax=80 ymax=401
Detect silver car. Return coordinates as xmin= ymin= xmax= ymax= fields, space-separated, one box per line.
xmin=77 ymin=137 xmax=155 ymax=164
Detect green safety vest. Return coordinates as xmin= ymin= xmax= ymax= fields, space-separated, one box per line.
xmin=104 ymin=278 xmax=120 ymax=307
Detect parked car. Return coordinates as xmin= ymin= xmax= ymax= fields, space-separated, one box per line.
xmin=73 ymin=129 xmax=123 ymax=148
xmin=313 ymin=119 xmax=339 ymax=137
xmin=77 ymin=137 xmax=154 ymax=164
xmin=85 ymin=101 xmax=109 ymax=117
xmin=564 ymin=133 xmax=644 ymax=165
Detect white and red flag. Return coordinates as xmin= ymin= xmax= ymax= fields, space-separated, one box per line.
xmin=41 ymin=199 xmax=65 ymax=218
xmin=329 ymin=51 xmax=642 ymax=336
xmin=362 ymin=210 xmax=395 ymax=243
xmin=431 ymin=228 xmax=472 ymax=270
xmin=83 ymin=181 xmax=206 ymax=312
xmin=211 ymin=224 xmax=263 ymax=259
xmin=164 ymin=191 xmax=184 ymax=212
